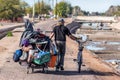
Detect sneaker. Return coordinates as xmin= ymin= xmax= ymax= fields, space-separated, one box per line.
xmin=55 ymin=67 xmax=59 ymax=72
xmin=60 ymin=66 xmax=64 ymax=71
xmin=19 ymin=61 xmax=21 ymax=65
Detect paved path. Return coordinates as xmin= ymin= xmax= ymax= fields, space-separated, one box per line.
xmin=0 ymin=19 xmax=120 ymax=80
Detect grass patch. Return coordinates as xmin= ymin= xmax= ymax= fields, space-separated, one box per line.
xmin=6 ymin=31 xmax=13 ymax=37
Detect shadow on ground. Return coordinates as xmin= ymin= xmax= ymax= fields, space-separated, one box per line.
xmin=32 ymin=70 xmax=115 ymax=76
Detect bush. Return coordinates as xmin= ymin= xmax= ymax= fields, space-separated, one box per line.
xmin=7 ymin=31 xmax=13 ymax=37
xmin=45 ymin=15 xmax=50 ymax=19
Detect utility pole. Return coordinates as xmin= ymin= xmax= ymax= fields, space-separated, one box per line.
xmin=33 ymin=0 xmax=35 ymax=22
xmin=38 ymin=0 xmax=40 ymax=15
xmin=40 ymin=0 xmax=43 ymax=15
xmin=55 ymin=0 xmax=57 ymax=19
xmin=52 ymin=0 xmax=54 ymax=9
xmin=38 ymin=0 xmax=41 ymax=21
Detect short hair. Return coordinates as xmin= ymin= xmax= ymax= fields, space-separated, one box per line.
xmin=58 ymin=19 xmax=65 ymax=23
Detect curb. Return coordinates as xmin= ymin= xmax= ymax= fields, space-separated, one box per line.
xmin=0 ymin=24 xmax=24 ymax=39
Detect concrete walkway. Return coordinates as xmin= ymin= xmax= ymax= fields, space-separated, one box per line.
xmin=0 ymin=19 xmax=120 ymax=80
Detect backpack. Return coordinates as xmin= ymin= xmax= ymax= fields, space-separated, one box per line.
xmin=13 ymin=49 xmax=23 ymax=62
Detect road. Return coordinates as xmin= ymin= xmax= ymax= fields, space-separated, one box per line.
xmin=0 ymin=19 xmax=120 ymax=80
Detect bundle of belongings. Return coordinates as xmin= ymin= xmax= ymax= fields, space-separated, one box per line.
xmin=13 ymin=27 xmax=58 ymax=70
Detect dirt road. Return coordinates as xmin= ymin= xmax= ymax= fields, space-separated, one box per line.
xmin=0 ymin=19 xmax=120 ymax=80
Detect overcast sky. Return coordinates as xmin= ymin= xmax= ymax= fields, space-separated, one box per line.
xmin=24 ymin=0 xmax=120 ymax=12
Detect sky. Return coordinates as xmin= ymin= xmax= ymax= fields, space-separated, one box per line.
xmin=23 ymin=0 xmax=120 ymax=13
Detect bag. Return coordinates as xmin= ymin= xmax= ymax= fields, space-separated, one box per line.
xmin=50 ymin=42 xmax=58 ymax=56
xmin=20 ymin=52 xmax=28 ymax=61
xmin=13 ymin=49 xmax=23 ymax=62
xmin=53 ymin=44 xmax=58 ymax=55
xmin=33 ymin=51 xmax=50 ymax=65
xmin=48 ymin=55 xmax=57 ymax=68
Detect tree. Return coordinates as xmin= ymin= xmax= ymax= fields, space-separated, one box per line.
xmin=34 ymin=1 xmax=51 ymax=15
xmin=0 ymin=0 xmax=24 ymax=21
xmin=25 ymin=7 xmax=33 ymax=15
xmin=54 ymin=1 xmax=73 ymax=17
xmin=72 ymin=6 xmax=83 ymax=16
xmin=81 ymin=11 xmax=89 ymax=16
xmin=20 ymin=0 xmax=29 ymax=15
xmin=113 ymin=6 xmax=120 ymax=16
xmin=66 ymin=3 xmax=73 ymax=16
xmin=105 ymin=5 xmax=120 ymax=16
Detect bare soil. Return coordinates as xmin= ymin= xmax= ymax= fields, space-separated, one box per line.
xmin=0 ymin=19 xmax=120 ymax=80
xmin=0 ymin=46 xmax=7 ymax=52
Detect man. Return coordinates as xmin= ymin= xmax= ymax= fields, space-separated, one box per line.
xmin=50 ymin=19 xmax=78 ymax=71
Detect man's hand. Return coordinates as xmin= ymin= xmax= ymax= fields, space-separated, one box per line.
xmin=49 ymin=32 xmax=54 ymax=39
xmin=77 ymin=37 xmax=82 ymax=40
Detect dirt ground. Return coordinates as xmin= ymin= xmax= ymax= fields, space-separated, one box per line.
xmin=0 ymin=46 xmax=7 ymax=52
xmin=0 ymin=19 xmax=120 ymax=80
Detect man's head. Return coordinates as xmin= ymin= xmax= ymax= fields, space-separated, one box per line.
xmin=58 ymin=19 xmax=65 ymax=26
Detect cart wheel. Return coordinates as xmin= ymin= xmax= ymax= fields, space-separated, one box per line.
xmin=27 ymin=68 xmax=29 ymax=74
xmin=27 ymin=66 xmax=34 ymax=74
xmin=78 ymin=62 xmax=82 ymax=73
xmin=32 ymin=68 xmax=34 ymax=73
xmin=77 ymin=52 xmax=83 ymax=73
xmin=42 ymin=67 xmax=45 ymax=73
xmin=44 ymin=68 xmax=48 ymax=74
xmin=42 ymin=67 xmax=48 ymax=73
xmin=45 ymin=63 xmax=48 ymax=73
xmin=78 ymin=57 xmax=82 ymax=73
xmin=42 ymin=69 xmax=48 ymax=73
xmin=28 ymin=68 xmax=34 ymax=74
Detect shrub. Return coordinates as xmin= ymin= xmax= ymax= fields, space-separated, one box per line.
xmin=7 ymin=31 xmax=13 ymax=37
